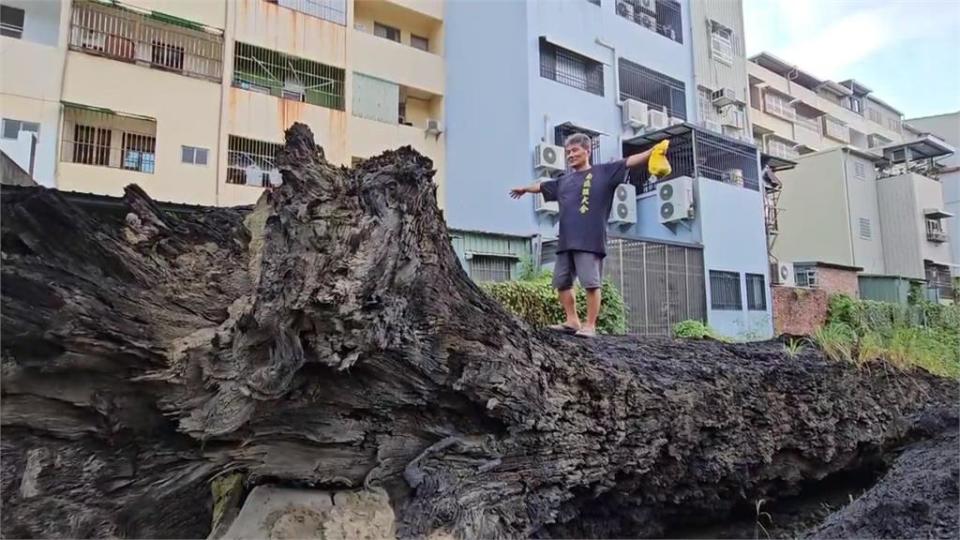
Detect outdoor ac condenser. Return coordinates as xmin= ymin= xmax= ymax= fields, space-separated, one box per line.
xmin=608 ymin=183 xmax=638 ymax=225
xmin=771 ymin=262 xmax=795 ymax=286
xmin=534 ymin=143 xmax=565 ymax=172
xmin=658 ymin=176 xmax=694 ymax=224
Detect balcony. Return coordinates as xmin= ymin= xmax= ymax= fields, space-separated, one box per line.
xmin=614 ymin=0 xmax=684 ymax=44
xmin=351 ymin=28 xmax=443 ymax=95
xmin=822 ymin=115 xmax=850 ymax=143
xmin=927 ymin=230 xmax=948 ymax=243
xmin=793 ymin=116 xmax=822 ymax=149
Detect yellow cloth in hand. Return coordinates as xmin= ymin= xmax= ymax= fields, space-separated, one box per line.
xmin=648 ymin=140 xmax=671 ymax=178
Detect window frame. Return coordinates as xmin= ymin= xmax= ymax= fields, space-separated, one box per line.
xmin=373 ymin=22 xmax=401 ymax=43
xmin=181 ymin=145 xmax=209 ymax=166
xmin=469 ymin=255 xmax=515 ymax=283
xmin=1 ymin=5 xmax=25 ymax=39
xmin=1 ymin=118 xmax=40 ymax=140
xmin=710 ymin=24 xmax=734 ymax=65
xmin=540 ymin=37 xmax=604 ymax=97
xmin=709 ymin=270 xmax=743 ymax=311
xmin=410 ymin=34 xmax=429 ymax=52
xmin=745 ymin=273 xmax=767 ymax=311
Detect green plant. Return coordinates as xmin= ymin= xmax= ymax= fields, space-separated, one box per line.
xmin=855 ymin=332 xmax=885 ymax=366
xmin=783 ymin=338 xmax=805 ymax=359
xmin=482 ymin=275 xmax=628 ymax=335
xmin=813 ymin=323 xmax=856 ymax=364
xmin=673 ymin=320 xmax=727 ymax=341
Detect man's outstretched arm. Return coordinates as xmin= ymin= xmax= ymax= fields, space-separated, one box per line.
xmin=624 ymin=139 xmax=670 ymax=169
xmin=509 ymin=182 xmax=545 ymax=199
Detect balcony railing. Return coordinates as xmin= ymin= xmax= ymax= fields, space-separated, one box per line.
xmin=69 ymin=1 xmax=223 ymax=82
xmin=927 ymin=230 xmax=947 ymax=243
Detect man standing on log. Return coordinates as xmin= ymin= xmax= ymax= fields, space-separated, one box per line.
xmin=510 ymin=134 xmax=667 ymax=337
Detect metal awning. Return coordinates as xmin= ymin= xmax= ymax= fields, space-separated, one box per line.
xmin=815 ymin=80 xmax=853 ymax=97
xmin=623 ymin=123 xmax=692 ymax=146
xmin=760 ymin=153 xmax=796 ymax=171
xmin=880 ymin=134 xmax=956 ymax=163
xmin=923 ymin=208 xmax=955 ymax=219
xmin=839 ymin=79 xmax=872 ymax=96
xmin=539 ymin=35 xmax=606 ymax=65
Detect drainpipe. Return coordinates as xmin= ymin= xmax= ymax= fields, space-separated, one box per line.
xmin=594 ymin=38 xmax=624 ymax=156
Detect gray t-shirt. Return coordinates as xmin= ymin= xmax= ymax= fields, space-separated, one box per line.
xmin=540 ymin=160 xmax=627 ymax=257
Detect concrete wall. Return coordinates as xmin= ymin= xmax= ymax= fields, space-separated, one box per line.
xmin=698 ymin=178 xmax=772 ymax=339
xmin=690 ymin=0 xmax=748 ymax=105
xmin=909 ymin=112 xmax=960 ymax=276
xmin=912 ymin=172 xmax=953 ymax=265
xmin=876 ymin=173 xmax=923 ymax=279
xmin=841 ymin=152 xmax=885 ymax=274
xmin=2 ymin=0 xmax=61 ymax=46
xmin=775 ymin=149 xmax=854 ymax=267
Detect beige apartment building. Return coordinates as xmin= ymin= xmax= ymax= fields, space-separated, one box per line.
xmin=747 ymin=52 xmax=904 ymax=161
xmin=0 ymin=0 xmax=445 ymax=207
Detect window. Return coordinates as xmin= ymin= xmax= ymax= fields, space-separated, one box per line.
xmin=1 ymin=5 xmax=25 ymax=39
xmin=181 ymin=145 xmax=209 ymax=165
xmin=1 ymin=119 xmax=40 ymax=140
xmin=868 ymin=109 xmax=881 ymax=123
xmin=540 ymin=38 xmax=604 ymax=96
xmin=122 ymin=133 xmax=156 ymax=173
xmin=267 ymin=0 xmax=346 ymax=26
xmin=68 ymin=2 xmax=223 ymax=81
xmin=795 ymin=267 xmax=818 ymax=288
xmin=710 ymin=270 xmax=742 ymax=311
xmin=888 ymin=118 xmax=900 ymax=131
xmin=410 ymin=34 xmax=429 ymax=52
xmin=710 ymin=24 xmax=734 ymax=65
xmin=227 ymin=135 xmax=284 ymax=187
xmin=555 ymin=124 xmax=601 ymax=165
xmin=763 ymin=91 xmax=796 ymax=121
xmin=470 ymin=255 xmax=513 ymax=283
xmin=745 ymin=273 xmax=766 ymax=311
xmin=615 ymin=0 xmax=683 ymax=44
xmin=859 ymin=217 xmax=872 ymax=240
xmin=374 ymin=22 xmax=400 ymax=43
xmin=618 ymin=58 xmax=686 ymax=119
xmin=233 ymin=42 xmax=345 ymax=110
xmin=151 ymin=40 xmax=185 ymax=71
xmin=854 ymin=161 xmax=866 ymax=178
xmin=823 ymin=116 xmax=849 ymax=142
xmin=767 ymin=138 xmax=799 ymax=160
xmin=73 ymin=125 xmax=112 ymax=166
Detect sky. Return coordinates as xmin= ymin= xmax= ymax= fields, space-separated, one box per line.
xmin=742 ymin=0 xmax=960 ymax=119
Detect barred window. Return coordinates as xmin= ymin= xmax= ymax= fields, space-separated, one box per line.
xmin=746 ymin=273 xmax=766 ymax=311
xmin=266 ymin=0 xmax=347 ymax=26
xmin=233 ymin=42 xmax=345 ymax=110
xmin=540 ymin=38 xmax=604 ymax=96
xmin=763 ymin=91 xmax=796 ymax=121
xmin=61 ymin=104 xmax=156 ymax=173
xmin=555 ymin=124 xmax=601 ymax=165
xmin=859 ymin=217 xmax=872 ymax=240
xmin=618 ymin=58 xmax=686 ymax=119
xmin=470 ymin=255 xmax=513 ymax=283
xmin=374 ymin=22 xmax=400 ymax=43
xmin=710 ymin=270 xmax=742 ymax=311
xmin=710 ymin=25 xmax=734 ymax=65
xmin=227 ymin=135 xmax=284 ymax=188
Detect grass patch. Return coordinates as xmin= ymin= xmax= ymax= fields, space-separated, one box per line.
xmin=811 ymin=294 xmax=960 ymax=378
xmin=673 ymin=320 xmax=729 ymax=341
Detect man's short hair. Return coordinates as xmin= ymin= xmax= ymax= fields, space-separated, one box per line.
xmin=563 ymin=133 xmax=592 ymax=152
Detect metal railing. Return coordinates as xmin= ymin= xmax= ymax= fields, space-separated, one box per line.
xmin=604 ymin=238 xmax=706 ymax=335
xmin=618 ymin=58 xmax=686 ymax=120
xmin=633 ymin=129 xmax=760 ymax=193
xmin=268 ymin=0 xmax=346 ymax=26
xmin=233 ymin=42 xmax=345 ymax=110
xmin=60 ymin=105 xmax=157 ymax=173
xmin=69 ymin=1 xmax=223 ymax=82
xmin=614 ymin=0 xmax=683 ymax=44
xmin=709 ymin=270 xmax=742 ymax=311
xmin=226 ymin=135 xmax=284 ymax=187
xmin=795 ymin=115 xmax=820 ymax=134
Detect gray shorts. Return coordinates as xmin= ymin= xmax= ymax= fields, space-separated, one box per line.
xmin=553 ymin=251 xmax=604 ymax=290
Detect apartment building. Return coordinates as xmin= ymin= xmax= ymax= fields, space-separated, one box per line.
xmin=0 ymin=0 xmax=445 ymax=207
xmin=446 ymin=0 xmax=772 ymax=338
xmin=747 ymin=52 xmax=904 ymax=160
xmin=908 ymin=112 xmax=960 ymax=279
xmin=774 ymin=137 xmax=955 ymax=302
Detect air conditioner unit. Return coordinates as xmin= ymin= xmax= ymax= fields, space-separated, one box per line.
xmin=534 ymin=192 xmax=559 ymax=216
xmin=711 ymin=88 xmax=737 ymax=107
xmin=615 ymin=0 xmax=634 ymax=19
xmin=658 ymin=176 xmax=695 ymax=224
xmin=702 ymin=119 xmax=722 ymax=133
xmin=669 ymin=116 xmax=684 ymax=126
xmin=720 ymin=108 xmax=745 ymax=129
xmin=771 ymin=262 xmax=795 ymax=286
xmin=621 ymin=99 xmax=649 ymax=128
xmin=647 ymin=109 xmax=668 ymax=130
xmin=608 ymin=183 xmax=638 ymax=225
xmin=425 ymin=118 xmax=443 ymax=135
xmin=639 ymin=0 xmax=657 ymax=14
xmin=639 ymin=13 xmax=656 ymax=30
xmin=534 ymin=143 xmax=565 ymax=172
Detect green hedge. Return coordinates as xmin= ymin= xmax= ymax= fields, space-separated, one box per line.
xmin=482 ymin=274 xmax=628 ymax=335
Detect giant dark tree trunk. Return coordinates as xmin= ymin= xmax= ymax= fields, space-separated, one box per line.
xmin=1 ymin=124 xmax=956 ymax=539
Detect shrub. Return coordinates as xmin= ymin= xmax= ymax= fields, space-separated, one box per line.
xmin=482 ymin=275 xmax=628 ymax=335
xmin=673 ymin=320 xmax=726 ymax=341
